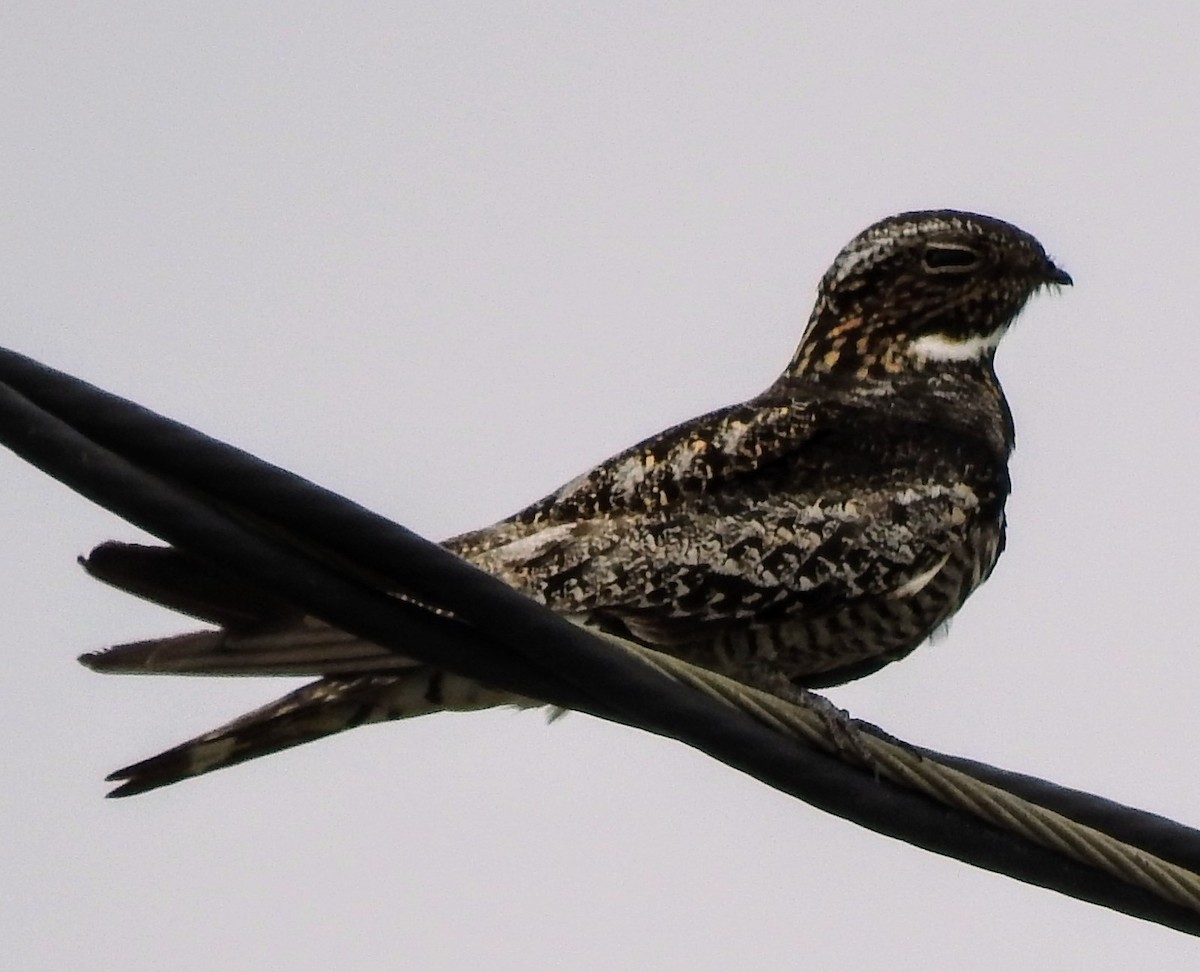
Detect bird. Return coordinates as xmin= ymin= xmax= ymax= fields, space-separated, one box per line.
xmin=79 ymin=209 xmax=1071 ymax=796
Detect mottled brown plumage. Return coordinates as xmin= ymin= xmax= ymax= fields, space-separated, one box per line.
xmin=80 ymin=209 xmax=1070 ymax=795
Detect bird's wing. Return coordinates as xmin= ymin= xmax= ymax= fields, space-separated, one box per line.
xmin=78 ymin=542 xmax=425 ymax=675
xmin=81 ymin=397 xmax=982 ymax=673
xmin=462 ymin=474 xmax=985 ymax=646
xmin=82 ymin=394 xmax=828 ymax=674
xmin=453 ymin=393 xmax=992 ymax=632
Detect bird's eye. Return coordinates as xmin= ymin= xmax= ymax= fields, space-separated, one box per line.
xmin=922 ymin=245 xmax=980 ymax=273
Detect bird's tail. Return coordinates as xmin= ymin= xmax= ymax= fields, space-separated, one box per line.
xmin=77 ymin=541 xmax=536 ymax=796
xmin=101 ymin=668 xmax=530 ymax=797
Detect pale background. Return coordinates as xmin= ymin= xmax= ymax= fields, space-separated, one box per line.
xmin=4 ymin=4 xmax=1199 ymax=969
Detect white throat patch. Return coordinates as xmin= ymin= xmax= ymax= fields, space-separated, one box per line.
xmin=910 ymin=326 xmax=1007 ymax=362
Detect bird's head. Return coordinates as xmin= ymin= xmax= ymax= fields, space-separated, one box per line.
xmin=787 ymin=210 xmax=1071 ymax=381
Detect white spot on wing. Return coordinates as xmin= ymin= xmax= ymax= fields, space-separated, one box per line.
xmin=890 ymin=552 xmax=951 ymax=599
xmin=489 ymin=522 xmax=577 ymax=567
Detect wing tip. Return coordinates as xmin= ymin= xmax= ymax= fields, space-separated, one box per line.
xmin=78 ymin=648 xmax=114 ymax=672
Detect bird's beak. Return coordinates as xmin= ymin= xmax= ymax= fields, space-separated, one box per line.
xmin=1043 ymin=259 xmax=1073 ymax=287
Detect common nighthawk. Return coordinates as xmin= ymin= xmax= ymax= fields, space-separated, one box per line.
xmin=80 ymin=209 xmax=1071 ymax=795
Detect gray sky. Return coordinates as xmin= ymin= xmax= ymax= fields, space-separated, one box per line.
xmin=4 ymin=3 xmax=1199 ymax=969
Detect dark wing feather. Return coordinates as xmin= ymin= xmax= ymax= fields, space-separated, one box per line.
xmin=83 ymin=542 xmax=302 ymax=631
xmin=79 ymin=543 xmax=412 ymax=676
xmin=83 ymin=396 xmax=831 ymax=674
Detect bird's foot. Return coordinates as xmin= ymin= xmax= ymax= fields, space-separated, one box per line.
xmin=790 ymin=688 xmax=879 ymax=770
